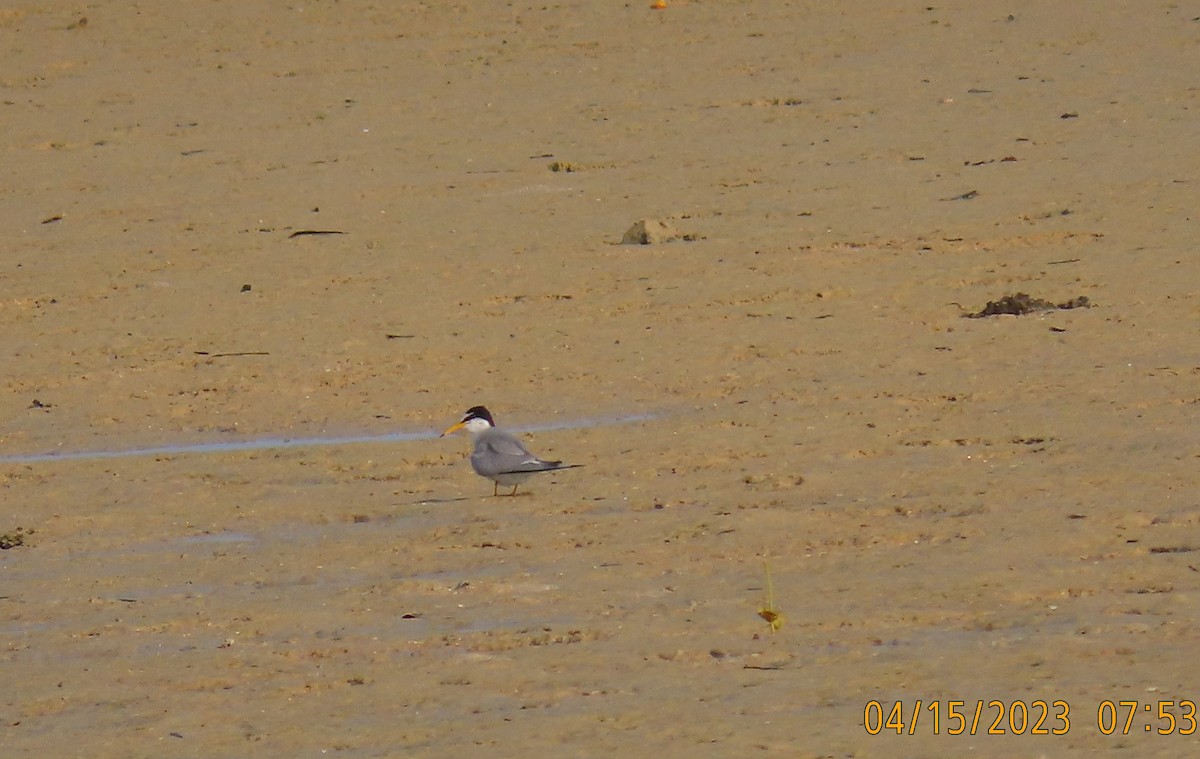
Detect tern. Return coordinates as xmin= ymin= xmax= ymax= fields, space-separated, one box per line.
xmin=441 ymin=406 xmax=581 ymax=496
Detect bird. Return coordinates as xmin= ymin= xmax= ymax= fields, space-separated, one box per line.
xmin=440 ymin=406 xmax=581 ymax=496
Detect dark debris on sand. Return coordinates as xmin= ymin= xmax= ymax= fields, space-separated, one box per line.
xmin=964 ymin=293 xmax=1091 ymax=318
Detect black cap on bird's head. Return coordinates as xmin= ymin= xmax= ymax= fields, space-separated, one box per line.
xmin=441 ymin=405 xmax=496 ymax=437
xmin=461 ymin=406 xmax=495 ymax=426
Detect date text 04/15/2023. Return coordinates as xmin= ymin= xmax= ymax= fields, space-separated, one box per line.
xmin=864 ymin=699 xmax=1198 ymax=737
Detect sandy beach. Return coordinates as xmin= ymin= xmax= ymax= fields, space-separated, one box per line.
xmin=4 ymin=2 xmax=1200 ymax=756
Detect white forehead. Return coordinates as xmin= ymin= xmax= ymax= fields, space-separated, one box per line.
xmin=462 ymin=417 xmax=492 ymax=434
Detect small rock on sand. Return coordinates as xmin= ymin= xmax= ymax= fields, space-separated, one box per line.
xmin=621 ymin=218 xmax=680 ymax=245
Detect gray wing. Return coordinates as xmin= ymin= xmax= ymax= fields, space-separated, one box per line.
xmin=472 ymin=429 xmax=562 ymax=476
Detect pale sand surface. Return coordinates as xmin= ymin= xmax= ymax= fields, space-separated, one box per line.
xmin=3 ymin=2 xmax=1200 ymax=756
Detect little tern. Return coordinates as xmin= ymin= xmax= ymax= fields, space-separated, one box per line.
xmin=441 ymin=406 xmax=581 ymax=496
